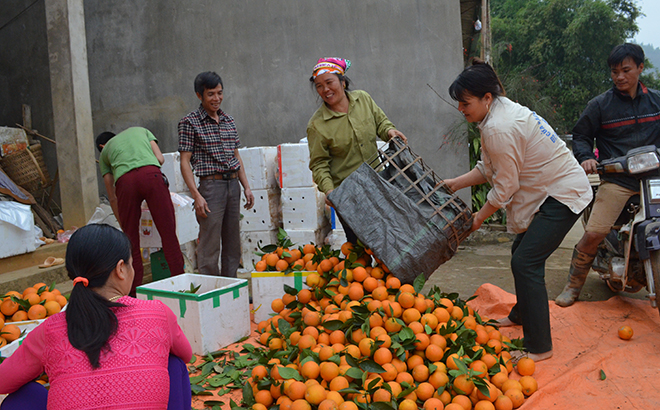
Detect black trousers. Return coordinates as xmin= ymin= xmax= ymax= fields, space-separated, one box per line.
xmin=507 ymin=196 xmax=581 ymax=353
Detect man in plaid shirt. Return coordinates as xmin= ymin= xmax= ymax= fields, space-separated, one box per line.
xmin=178 ymin=71 xmax=254 ymax=277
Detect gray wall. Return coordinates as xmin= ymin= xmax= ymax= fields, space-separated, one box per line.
xmin=1 ymin=0 xmax=470 ymax=204
xmin=0 ymin=0 xmax=59 ymax=203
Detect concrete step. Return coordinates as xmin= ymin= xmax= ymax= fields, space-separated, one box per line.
xmin=0 ymin=242 xmax=67 ymax=275
xmin=0 ymin=259 xmax=153 ymax=296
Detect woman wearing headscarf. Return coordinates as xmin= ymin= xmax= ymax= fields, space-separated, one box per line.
xmin=444 ymin=60 xmax=592 ymax=361
xmin=307 ymin=57 xmax=407 ymax=244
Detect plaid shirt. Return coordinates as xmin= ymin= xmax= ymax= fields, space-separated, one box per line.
xmin=178 ymin=105 xmax=241 ymax=177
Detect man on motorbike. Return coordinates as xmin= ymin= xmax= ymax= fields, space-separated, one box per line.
xmin=556 ymin=43 xmax=660 ymax=307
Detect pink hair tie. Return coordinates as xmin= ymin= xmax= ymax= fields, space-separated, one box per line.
xmin=73 ymin=277 xmax=89 ymax=287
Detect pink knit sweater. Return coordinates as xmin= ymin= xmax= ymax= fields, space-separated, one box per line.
xmin=0 ymin=297 xmax=192 ymax=409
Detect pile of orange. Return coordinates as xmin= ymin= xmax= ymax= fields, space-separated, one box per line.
xmin=1 ymin=283 xmax=68 ymax=347
xmin=247 ymin=242 xmax=537 ymax=410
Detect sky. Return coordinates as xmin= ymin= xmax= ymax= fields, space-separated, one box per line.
xmin=633 ymin=0 xmax=660 ymax=48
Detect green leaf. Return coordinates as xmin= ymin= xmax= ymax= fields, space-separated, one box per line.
xmin=413 ymin=274 xmax=426 ymax=293
xmin=283 ymin=284 xmax=298 ymax=295
xmin=345 ymin=367 xmax=364 ymax=380
xmin=370 ymin=403 xmax=395 ymax=410
xmin=202 ymin=401 xmax=225 ymax=406
xmin=241 ymin=382 xmax=255 ymax=407
xmin=398 ymin=327 xmax=415 ymax=341
xmin=190 ymin=384 xmax=208 ymax=395
xmin=600 ymin=369 xmax=607 ymax=380
xmin=359 ymin=360 xmax=385 ymax=374
xmin=322 ymin=320 xmax=344 ymax=331
xmin=277 ymin=367 xmax=302 ymax=380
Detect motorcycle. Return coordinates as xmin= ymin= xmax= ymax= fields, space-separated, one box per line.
xmin=583 ymin=145 xmax=660 ymax=312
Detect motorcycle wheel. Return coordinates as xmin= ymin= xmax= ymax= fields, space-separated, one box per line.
xmin=606 ymin=279 xmax=624 ymax=293
xmin=649 ymin=251 xmax=660 ymax=314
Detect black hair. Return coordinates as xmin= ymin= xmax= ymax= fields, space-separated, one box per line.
xmin=448 ymin=59 xmax=505 ymax=102
xmin=309 ymin=73 xmax=352 ymax=93
xmin=65 ymin=224 xmax=132 ymax=369
xmin=607 ymin=43 xmax=644 ymax=68
xmin=194 ymin=71 xmax=224 ymax=95
xmin=95 ymin=132 xmax=116 ymax=153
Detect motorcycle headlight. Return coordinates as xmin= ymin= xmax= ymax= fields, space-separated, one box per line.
xmin=628 ymin=152 xmax=660 ymax=174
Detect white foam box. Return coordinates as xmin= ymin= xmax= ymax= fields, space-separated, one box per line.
xmin=286 ymin=227 xmax=330 ymax=248
xmin=251 ymin=271 xmax=312 ymax=324
xmin=241 ymin=188 xmax=281 ymax=232
xmin=281 ymin=186 xmax=328 ymax=230
xmin=240 ymin=229 xmax=278 ymax=270
xmin=328 ymin=207 xmax=344 ymax=230
xmin=161 ymin=152 xmax=198 ymax=194
xmin=139 ymin=193 xmax=199 ymax=248
xmin=238 ymin=146 xmax=278 ymax=190
xmin=0 ymin=202 xmax=37 ymax=259
xmin=325 ymin=229 xmax=348 ymax=250
xmin=277 ymin=143 xmax=314 ymax=188
xmin=0 ymin=319 xmax=45 ymax=358
xmin=136 ymin=273 xmax=250 ymax=355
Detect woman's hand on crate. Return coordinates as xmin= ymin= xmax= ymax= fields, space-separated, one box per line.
xmin=387 ymin=129 xmax=407 ymax=143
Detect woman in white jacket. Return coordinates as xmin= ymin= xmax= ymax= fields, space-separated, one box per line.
xmin=444 ymin=60 xmax=592 ymax=361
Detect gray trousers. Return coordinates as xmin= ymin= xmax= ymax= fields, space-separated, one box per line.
xmin=196 ymin=178 xmax=241 ymax=277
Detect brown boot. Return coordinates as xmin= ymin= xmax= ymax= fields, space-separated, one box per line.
xmin=555 ymin=247 xmax=596 ymax=307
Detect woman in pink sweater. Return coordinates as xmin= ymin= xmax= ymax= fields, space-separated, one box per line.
xmin=0 ymin=224 xmax=192 ymax=409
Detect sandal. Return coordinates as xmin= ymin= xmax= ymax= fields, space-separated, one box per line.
xmin=39 ymin=256 xmax=57 ymax=268
xmin=38 ymin=257 xmax=65 ymax=268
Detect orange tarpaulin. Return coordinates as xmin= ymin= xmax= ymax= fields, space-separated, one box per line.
xmin=468 ymin=283 xmax=660 ymax=409
xmin=192 ymin=285 xmax=660 ymax=409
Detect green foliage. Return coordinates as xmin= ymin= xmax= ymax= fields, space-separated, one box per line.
xmin=492 ymin=0 xmax=642 ymax=133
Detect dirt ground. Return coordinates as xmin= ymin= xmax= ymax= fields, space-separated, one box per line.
xmin=422 ymin=220 xmax=650 ymax=307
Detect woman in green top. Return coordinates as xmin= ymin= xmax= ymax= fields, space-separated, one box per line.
xmin=306 ymin=57 xmax=407 ymax=244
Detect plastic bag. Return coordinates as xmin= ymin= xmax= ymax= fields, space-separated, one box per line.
xmin=87 ymin=204 xmax=121 ymax=230
xmin=328 ymin=163 xmax=471 ymax=284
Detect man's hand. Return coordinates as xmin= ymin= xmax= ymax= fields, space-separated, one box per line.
xmin=244 ymin=188 xmax=255 ymax=210
xmin=581 ymin=159 xmax=599 ymax=174
xmin=193 ymin=193 xmax=211 ymax=218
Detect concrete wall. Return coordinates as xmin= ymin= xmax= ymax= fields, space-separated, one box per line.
xmin=83 ymin=0 xmax=469 ymax=196
xmin=1 ymin=0 xmax=470 ymax=206
xmin=0 ymin=1 xmax=59 ymax=204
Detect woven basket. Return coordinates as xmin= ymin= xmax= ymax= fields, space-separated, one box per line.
xmin=0 ymin=144 xmax=51 ymax=193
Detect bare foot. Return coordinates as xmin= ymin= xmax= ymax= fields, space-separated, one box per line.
xmin=510 ymin=349 xmax=554 ymax=363
xmin=494 ymin=317 xmax=518 ymax=327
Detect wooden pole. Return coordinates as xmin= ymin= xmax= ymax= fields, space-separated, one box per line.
xmin=481 ymin=0 xmax=492 ymax=64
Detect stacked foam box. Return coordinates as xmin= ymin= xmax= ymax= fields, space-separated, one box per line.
xmin=238 ymin=146 xmax=280 ymax=271
xmin=277 ymin=143 xmax=330 ymax=247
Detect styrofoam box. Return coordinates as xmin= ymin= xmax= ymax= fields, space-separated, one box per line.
xmin=0 ymin=202 xmax=37 ymax=259
xmin=136 ymin=273 xmax=250 ymax=355
xmin=161 ymin=152 xmax=198 ymax=194
xmin=281 ymin=187 xmax=328 ymax=230
xmin=0 ymin=319 xmax=45 ymax=358
xmin=286 ymin=226 xmax=330 ymax=248
xmin=241 ymin=189 xmax=282 ymax=232
xmin=277 ymin=143 xmax=314 ymax=188
xmin=240 ymin=229 xmax=278 ymax=270
xmin=140 ymin=194 xmax=199 ymax=248
xmin=238 ymin=146 xmax=278 ymax=190
xmin=325 ymin=229 xmax=348 ymax=249
xmin=328 ymin=207 xmax=344 ymax=230
xmin=251 ymin=271 xmax=312 ymax=324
